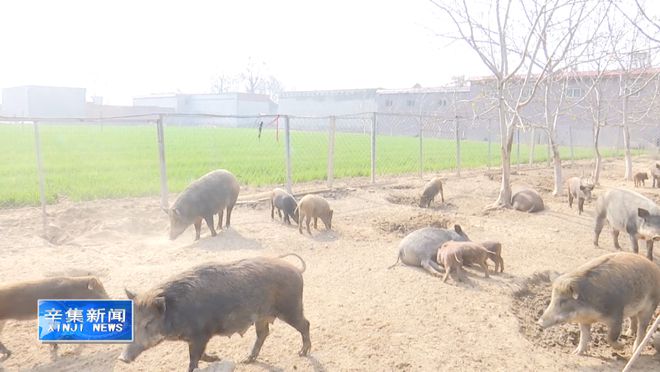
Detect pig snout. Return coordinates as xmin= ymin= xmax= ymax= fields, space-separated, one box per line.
xmin=119 ymin=343 xmax=145 ymax=363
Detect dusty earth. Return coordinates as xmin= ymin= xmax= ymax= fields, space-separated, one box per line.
xmin=1 ymin=157 xmax=660 ymax=372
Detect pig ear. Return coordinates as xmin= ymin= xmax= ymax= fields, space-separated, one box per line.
xmin=638 ymin=208 xmax=650 ymax=219
xmin=172 ymin=208 xmax=181 ymax=217
xmin=454 ymin=224 xmax=463 ymax=234
xmin=579 ymin=185 xmax=586 ymax=191
xmin=125 ymin=288 xmax=137 ymax=300
xmin=570 ymin=284 xmax=579 ymax=300
xmin=153 ymin=296 xmax=166 ymax=314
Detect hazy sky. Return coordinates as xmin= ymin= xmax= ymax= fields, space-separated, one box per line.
xmin=0 ymin=0 xmax=491 ymax=105
xmin=4 ymin=1 xmax=659 ymax=105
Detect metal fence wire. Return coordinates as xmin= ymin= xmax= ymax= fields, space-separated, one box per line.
xmin=1 ymin=112 xmax=658 ymax=231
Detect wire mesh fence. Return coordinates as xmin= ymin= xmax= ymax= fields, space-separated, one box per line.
xmin=1 ymin=112 xmax=657 ymax=221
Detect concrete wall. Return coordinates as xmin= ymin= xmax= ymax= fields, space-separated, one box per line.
xmin=278 ymin=89 xmax=378 ymax=116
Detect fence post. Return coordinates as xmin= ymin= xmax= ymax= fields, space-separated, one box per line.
xmin=418 ymin=115 xmax=423 ymax=178
xmin=516 ymin=127 xmax=521 ymax=170
xmin=327 ymin=116 xmax=336 ymax=189
xmin=487 ymin=118 xmax=492 ymax=170
xmin=284 ymin=115 xmax=293 ymax=193
xmin=371 ymin=112 xmax=376 ymax=184
xmin=156 ymin=116 xmax=169 ymax=209
xmin=455 ymin=117 xmax=461 ymax=177
xmin=33 ymin=120 xmax=47 ymax=234
xmin=569 ymin=125 xmax=574 ymax=166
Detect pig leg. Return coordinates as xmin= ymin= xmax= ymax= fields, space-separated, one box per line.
xmin=0 ymin=320 xmax=10 ymax=361
xmin=593 ymin=216 xmax=605 ymax=247
xmin=498 ymin=256 xmax=504 ymax=273
xmin=568 ymin=193 xmax=574 ymax=208
xmin=305 ymin=216 xmax=312 ymax=235
xmin=194 ymin=220 xmax=202 ymax=241
xmin=298 ymin=212 xmax=304 ymax=234
xmin=204 ymin=215 xmax=217 ymax=237
xmin=479 ymin=259 xmax=489 ymax=278
xmin=284 ymin=212 xmax=290 ymax=225
xmin=439 ymin=186 xmax=445 ymax=203
xmin=280 ymin=310 xmax=311 ymax=357
xmin=186 ymin=338 xmax=210 ymax=372
xmin=225 ymin=203 xmax=234 ymax=228
xmin=245 ymin=320 xmax=270 ymax=363
xmin=574 ymin=323 xmax=592 ymax=355
xmin=605 ymin=313 xmax=624 ymax=350
xmin=645 ymin=240 xmax=654 ymax=261
xmin=577 ymin=198 xmax=584 ymax=215
xmin=632 ymin=309 xmax=654 ymax=352
xmin=271 ymin=202 xmax=275 ymax=220
xmin=421 ymin=259 xmax=443 ymax=277
xmin=442 ymin=268 xmax=451 ymax=283
xmin=313 ymin=217 xmax=318 ymax=229
xmin=627 ymin=232 xmax=639 ymax=254
xmin=611 ymin=229 xmax=621 ymax=250
xmin=217 ymin=209 xmax=224 ymax=230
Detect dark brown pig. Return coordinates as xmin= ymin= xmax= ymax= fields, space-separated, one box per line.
xmin=633 ymin=172 xmax=648 ymax=188
xmin=166 ymin=169 xmax=240 ymax=241
xmin=270 ymin=188 xmax=298 ymax=225
xmin=566 ymin=177 xmax=594 ymax=215
xmin=0 ymin=276 xmax=109 ymax=360
xmin=437 ymin=241 xmax=492 ymax=283
xmin=420 ymin=177 xmax=444 ymax=208
xmin=537 ymin=252 xmax=660 ymax=355
xmin=511 ymin=187 xmax=544 ymax=213
xmin=296 ymin=194 xmax=333 ymax=235
xmin=594 ymin=188 xmax=660 ymax=261
xmin=118 ymin=254 xmax=311 ymax=372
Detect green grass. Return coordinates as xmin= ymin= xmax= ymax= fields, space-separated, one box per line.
xmin=0 ymin=124 xmax=638 ymax=207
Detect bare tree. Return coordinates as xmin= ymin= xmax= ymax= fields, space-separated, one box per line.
xmin=432 ymin=0 xmax=568 ymax=207
xmin=211 ymin=73 xmax=238 ymax=93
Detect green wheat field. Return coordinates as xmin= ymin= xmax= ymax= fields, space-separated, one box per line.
xmin=0 ymin=124 xmax=632 ymax=207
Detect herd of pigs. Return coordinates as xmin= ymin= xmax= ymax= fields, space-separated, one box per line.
xmin=1 ymin=165 xmax=660 ymax=371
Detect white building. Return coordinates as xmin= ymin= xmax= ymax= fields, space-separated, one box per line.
xmin=133 ymin=92 xmax=277 ymax=126
xmin=1 ymin=86 xmax=86 ymax=118
xmin=278 ymin=89 xmax=379 ymax=116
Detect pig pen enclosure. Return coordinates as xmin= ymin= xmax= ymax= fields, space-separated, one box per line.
xmin=1 ymin=157 xmax=660 ymax=372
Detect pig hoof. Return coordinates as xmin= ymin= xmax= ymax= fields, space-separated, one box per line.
xmin=610 ymin=341 xmax=624 ymax=350
xmin=0 ymin=351 xmax=11 ymax=361
xmin=242 ymin=355 xmax=257 ymax=364
xmin=573 ymin=347 xmax=587 ymax=355
xmin=201 ymin=352 xmax=220 ymax=362
xmin=299 ymin=344 xmax=311 ymax=356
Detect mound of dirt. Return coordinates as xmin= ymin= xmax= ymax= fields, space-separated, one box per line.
xmin=373 ymin=212 xmax=450 ymax=236
xmin=511 ymin=271 xmax=659 ymax=358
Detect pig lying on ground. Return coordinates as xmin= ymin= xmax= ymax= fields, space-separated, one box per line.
xmin=420 ymin=177 xmax=444 ymax=208
xmin=633 ymin=172 xmax=648 ymax=188
xmin=653 ymin=163 xmax=660 ymax=188
xmin=437 ymin=241 xmax=493 ymax=283
xmin=389 ymin=225 xmax=470 ymax=277
xmin=0 ymin=276 xmax=109 ymax=361
xmin=296 ymin=194 xmax=333 ymax=235
xmin=511 ymin=188 xmax=545 ymax=213
xmin=537 ymin=252 xmax=660 ymax=355
xmin=166 ymin=169 xmax=240 ymax=241
xmin=593 ymin=188 xmax=660 ymax=261
xmin=119 ymin=254 xmax=311 ymax=372
xmin=566 ymin=177 xmax=594 ymax=215
xmin=270 ymin=188 xmax=298 ymax=225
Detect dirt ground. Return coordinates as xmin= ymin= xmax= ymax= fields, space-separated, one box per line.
xmin=1 ymin=157 xmax=660 ymax=372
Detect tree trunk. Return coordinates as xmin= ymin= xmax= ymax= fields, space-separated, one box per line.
xmin=550 ymin=137 xmax=562 ymax=196
xmin=622 ymin=96 xmax=633 ymax=181
xmin=592 ymin=124 xmax=602 ymax=185
xmin=528 ymin=127 xmax=535 ymax=165
xmin=494 ymin=93 xmax=513 ymax=208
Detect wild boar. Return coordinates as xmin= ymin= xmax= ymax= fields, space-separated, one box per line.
xmin=566 ymin=177 xmax=594 ymax=215
xmin=652 ymin=163 xmax=660 ymax=188
xmin=166 ymin=169 xmax=240 ymax=241
xmin=420 ymin=177 xmax=445 ymax=208
xmin=0 ymin=276 xmax=109 ymax=361
xmin=389 ymin=225 xmax=470 ymax=277
xmin=633 ymin=172 xmax=648 ymax=188
xmin=437 ymin=241 xmax=491 ymax=283
xmin=511 ymin=188 xmax=545 ymax=213
xmin=479 ymin=240 xmax=504 ymax=273
xmin=118 ymin=254 xmax=311 ymax=372
xmin=593 ymin=188 xmax=660 ymax=261
xmin=537 ymin=252 xmax=660 ymax=355
xmin=270 ymin=188 xmax=298 ymax=225
xmin=296 ymin=194 xmax=333 ymax=235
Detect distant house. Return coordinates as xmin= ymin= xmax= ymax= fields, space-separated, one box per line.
xmin=1 ymin=86 xmax=86 ymax=118
xmin=133 ymin=92 xmax=277 ymax=126
xmin=85 ymin=102 xmax=174 ymax=121
xmin=278 ymin=89 xmax=379 ymax=116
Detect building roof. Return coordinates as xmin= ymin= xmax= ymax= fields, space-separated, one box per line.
xmin=280 ymin=88 xmax=380 ymax=98
xmin=469 ymin=67 xmax=660 ymax=83
xmin=377 ymin=86 xmax=470 ymax=95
